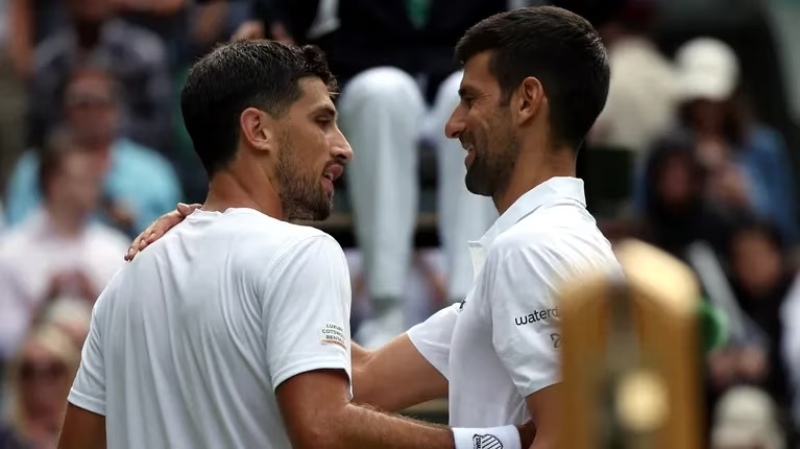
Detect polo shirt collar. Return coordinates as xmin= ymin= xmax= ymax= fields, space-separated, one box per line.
xmin=476 ymin=176 xmax=586 ymax=250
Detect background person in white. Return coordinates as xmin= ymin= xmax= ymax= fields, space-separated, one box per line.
xmin=57 ymin=40 xmax=533 ymax=449
xmin=126 ymin=7 xmax=616 ymax=449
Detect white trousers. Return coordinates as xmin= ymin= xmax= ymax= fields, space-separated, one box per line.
xmin=338 ymin=67 xmax=497 ymax=303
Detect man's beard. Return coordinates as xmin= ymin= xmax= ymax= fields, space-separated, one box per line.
xmin=275 ymin=145 xmax=333 ymax=222
xmin=464 ymin=130 xmax=518 ymax=198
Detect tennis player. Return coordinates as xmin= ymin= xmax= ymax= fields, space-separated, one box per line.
xmin=57 ymin=40 xmax=534 ymax=449
xmin=122 ymin=7 xmax=617 ymax=449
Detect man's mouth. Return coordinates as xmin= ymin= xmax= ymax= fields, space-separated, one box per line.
xmin=323 ymin=164 xmax=344 ymax=182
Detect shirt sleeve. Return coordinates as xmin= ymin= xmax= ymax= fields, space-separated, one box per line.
xmin=406 ymin=303 xmax=459 ymax=380
xmin=68 ymin=298 xmax=107 ymax=415
xmin=264 ymin=235 xmax=352 ymax=392
xmin=486 ymin=243 xmax=565 ymax=398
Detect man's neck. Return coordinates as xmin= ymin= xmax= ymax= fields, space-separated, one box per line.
xmin=203 ymin=161 xmax=284 ymax=219
xmin=493 ymin=143 xmax=576 ymax=215
xmin=44 ymin=204 xmax=87 ymax=239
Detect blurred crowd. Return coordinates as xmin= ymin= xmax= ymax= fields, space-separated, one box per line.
xmin=0 ymin=0 xmax=799 ymax=448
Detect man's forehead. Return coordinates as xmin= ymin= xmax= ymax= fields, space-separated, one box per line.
xmin=295 ymin=78 xmax=337 ymax=110
xmin=460 ymin=52 xmax=496 ymax=92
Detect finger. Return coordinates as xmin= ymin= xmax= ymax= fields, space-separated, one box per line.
xmin=176 ymin=202 xmax=194 ymax=216
xmin=138 ymin=227 xmax=155 ymax=249
xmin=145 ymin=228 xmax=161 ymax=244
xmin=125 ymin=236 xmax=143 ymax=261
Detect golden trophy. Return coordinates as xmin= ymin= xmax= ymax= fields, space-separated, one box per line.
xmin=559 ymin=239 xmax=702 ymax=449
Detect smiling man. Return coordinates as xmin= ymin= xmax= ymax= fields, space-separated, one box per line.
xmin=355 ymin=8 xmax=618 ymax=449
xmin=121 ymin=6 xmax=619 ymax=449
xmin=57 ymin=40 xmax=535 ymax=449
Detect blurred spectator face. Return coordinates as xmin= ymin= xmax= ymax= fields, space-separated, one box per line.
xmin=676 ymin=38 xmax=743 ymax=137
xmin=731 ymin=230 xmax=782 ymax=295
xmin=685 ymin=99 xmax=727 ymax=133
xmin=655 ymin=153 xmax=696 ymax=208
xmin=16 ymin=336 xmax=73 ymax=420
xmin=64 ymin=70 xmax=119 ymax=145
xmin=65 ymin=0 xmax=115 ymax=25
xmin=45 ymin=150 xmax=105 ymax=216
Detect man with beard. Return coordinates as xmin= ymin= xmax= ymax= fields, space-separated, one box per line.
xmin=124 ymin=7 xmax=619 ymax=448
xmin=57 ymin=40 xmax=534 ymax=449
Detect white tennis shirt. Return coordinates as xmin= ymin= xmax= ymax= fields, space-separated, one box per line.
xmin=408 ymin=177 xmax=619 ymax=427
xmin=68 ymin=208 xmax=352 ymax=449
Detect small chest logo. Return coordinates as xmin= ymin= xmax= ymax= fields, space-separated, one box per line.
xmin=514 ymin=307 xmax=559 ymax=326
xmin=458 ymin=298 xmax=467 ymax=312
xmin=472 ymin=433 xmax=503 ymax=449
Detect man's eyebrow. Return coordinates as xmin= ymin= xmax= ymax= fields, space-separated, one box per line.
xmin=313 ymin=104 xmax=338 ymax=118
xmin=458 ymin=86 xmax=477 ymax=98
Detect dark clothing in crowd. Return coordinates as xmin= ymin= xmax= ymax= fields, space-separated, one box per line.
xmin=731 ymin=273 xmax=794 ymax=409
xmin=259 ymin=0 xmax=507 ymax=101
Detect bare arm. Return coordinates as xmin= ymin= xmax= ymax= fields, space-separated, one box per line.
xmin=352 ymin=335 xmax=448 ymax=412
xmin=57 ymin=404 xmax=106 ymax=449
xmin=277 ymin=369 xmax=455 ymax=449
xmin=525 ymin=385 xmax=559 ymax=449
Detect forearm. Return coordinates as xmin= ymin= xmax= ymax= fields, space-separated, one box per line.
xmin=351 ymin=335 xmax=448 ymax=412
xmin=332 ymin=403 xmax=455 ymax=449
xmin=351 ymin=342 xmax=372 ymax=369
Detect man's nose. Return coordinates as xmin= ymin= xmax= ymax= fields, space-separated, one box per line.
xmin=444 ymin=109 xmax=464 ymax=140
xmin=332 ymin=129 xmax=354 ymax=163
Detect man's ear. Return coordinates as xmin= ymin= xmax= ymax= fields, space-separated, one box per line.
xmin=513 ymin=76 xmax=545 ymax=126
xmin=240 ymin=107 xmax=275 ymax=154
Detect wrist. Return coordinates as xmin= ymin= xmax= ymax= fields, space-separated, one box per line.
xmin=452 ymin=425 xmax=521 ymax=449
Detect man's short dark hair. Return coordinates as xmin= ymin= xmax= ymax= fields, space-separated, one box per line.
xmin=455 ymin=6 xmax=610 ymax=151
xmin=181 ymin=40 xmax=337 ymax=175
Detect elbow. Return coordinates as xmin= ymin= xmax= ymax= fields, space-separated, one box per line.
xmin=290 ymin=408 xmax=349 ymax=449
xmin=350 ymin=365 xmax=375 ymax=405
xmin=293 ymin=426 xmax=347 ymax=449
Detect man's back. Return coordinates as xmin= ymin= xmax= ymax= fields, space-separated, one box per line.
xmin=68 ymin=208 xmax=353 ymax=449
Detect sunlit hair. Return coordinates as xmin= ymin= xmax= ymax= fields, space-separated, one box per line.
xmin=1 ymin=324 xmax=82 ymax=439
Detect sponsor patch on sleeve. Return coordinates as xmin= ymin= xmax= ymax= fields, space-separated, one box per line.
xmin=320 ymin=323 xmax=346 ymax=349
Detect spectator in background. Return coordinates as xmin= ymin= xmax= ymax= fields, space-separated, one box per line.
xmin=0 ymin=129 xmax=128 ymax=365
xmin=675 ymin=38 xmax=797 ymax=244
xmin=0 ymin=0 xmax=29 ymax=200
xmin=6 ymin=66 xmax=182 ymax=235
xmin=0 ymin=324 xmax=80 ymax=449
xmin=714 ymin=218 xmax=794 ymax=412
xmin=29 ymin=0 xmax=173 ymax=153
xmin=638 ymin=133 xmax=736 ymax=261
xmin=711 ymin=386 xmax=786 ymax=449
xmin=246 ymin=0 xmax=504 ymax=346
xmin=590 ymin=0 xmax=680 ymax=152
xmin=38 ymin=297 xmax=92 ymax=349
xmin=114 ymin=0 xmax=190 ymax=69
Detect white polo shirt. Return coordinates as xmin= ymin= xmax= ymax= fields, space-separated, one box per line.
xmin=68 ymin=208 xmax=352 ymax=449
xmin=408 ymin=177 xmax=619 ymax=427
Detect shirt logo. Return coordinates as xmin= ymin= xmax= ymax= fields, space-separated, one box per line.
xmin=472 ymin=433 xmax=503 ymax=449
xmin=550 ymin=333 xmax=561 ymax=349
xmin=458 ymin=298 xmax=467 ymax=312
xmin=514 ymin=307 xmax=559 ymax=326
xmin=320 ymin=323 xmax=346 ymax=349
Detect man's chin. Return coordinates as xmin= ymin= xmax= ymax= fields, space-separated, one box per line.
xmin=465 ymin=172 xmax=493 ymax=197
